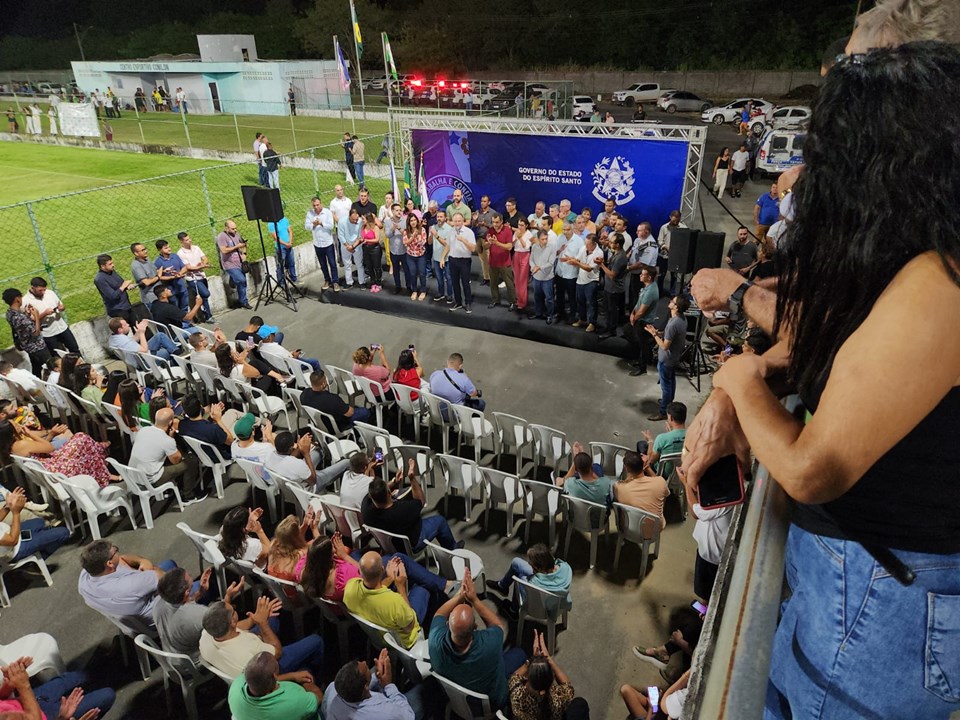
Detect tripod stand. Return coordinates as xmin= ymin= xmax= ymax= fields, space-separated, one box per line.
xmin=253 ymin=219 xmax=303 ymax=312
xmin=678 ymin=307 xmax=711 ymax=393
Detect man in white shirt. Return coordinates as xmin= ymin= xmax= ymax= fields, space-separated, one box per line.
xmin=176 ymin=232 xmax=213 ymax=323
xmin=175 ymin=87 xmax=187 ymax=114
xmin=230 ymin=414 xmax=276 ymax=469
xmin=266 ymin=430 xmax=350 ymax=494
xmin=337 ymin=207 xmax=365 ymax=289
xmin=730 ymin=143 xmax=751 ymax=198
xmin=255 ymin=134 xmax=269 ymax=187
xmin=0 ymin=361 xmax=40 ymax=399
xmin=564 ymin=234 xmax=604 ymax=332
xmin=657 ymin=210 xmax=687 ymax=295
xmin=339 ymin=453 xmax=382 ymax=509
xmin=305 ymin=197 xmax=339 ymax=291
xmin=440 ymin=211 xmax=476 ymax=313
xmin=129 ymin=408 xmax=203 ymax=501
xmin=329 ymin=184 xmax=353 ymax=229
xmin=554 ymin=222 xmax=583 ymax=321
xmin=628 ymin=222 xmax=659 ymax=309
xmin=20 ymin=277 xmax=79 ymax=353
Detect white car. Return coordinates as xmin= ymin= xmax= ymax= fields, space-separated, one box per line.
xmin=367 ymin=75 xmax=389 ymax=90
xmin=700 ymin=98 xmax=772 ymax=125
xmin=756 ymin=129 xmax=806 ymax=176
xmin=571 ymin=95 xmax=597 ymax=120
xmin=747 ymin=105 xmax=812 ymax=137
xmin=612 ymin=82 xmax=661 ymax=106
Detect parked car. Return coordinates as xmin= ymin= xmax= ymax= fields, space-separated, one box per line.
xmin=658 ymin=90 xmax=711 ymax=114
xmin=763 ymin=105 xmax=811 ymax=130
xmin=488 ymin=92 xmax=523 ymax=112
xmin=571 ymin=95 xmax=598 ymax=120
xmin=368 ymin=75 xmax=389 ymax=90
xmin=36 ymin=82 xmax=65 ymax=95
xmin=755 ymin=128 xmax=806 ymax=176
xmin=612 ymin=82 xmax=661 ymax=106
xmin=700 ymin=97 xmax=772 ymax=125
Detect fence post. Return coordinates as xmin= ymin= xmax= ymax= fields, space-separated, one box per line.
xmin=233 ymin=113 xmax=243 ymax=153
xmin=289 ymin=108 xmax=299 ymax=152
xmin=199 ymin=170 xmax=217 ymax=245
xmin=311 ymin=148 xmax=319 ymax=196
xmin=180 ymin=107 xmax=192 ymax=149
xmin=25 ymin=202 xmax=63 ymax=303
xmin=134 ymin=104 xmax=146 ymax=144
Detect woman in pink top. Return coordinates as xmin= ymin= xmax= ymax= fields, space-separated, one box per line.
xmin=267 ymin=511 xmax=322 ymax=596
xmin=513 ymin=216 xmax=533 ymax=311
xmin=360 ymin=213 xmax=384 ymax=292
xmin=403 ymin=214 xmax=429 ymax=301
xmin=300 ymin=532 xmax=360 ymax=604
xmin=352 ymin=345 xmax=393 ymax=399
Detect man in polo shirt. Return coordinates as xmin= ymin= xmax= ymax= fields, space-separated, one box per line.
xmin=77 ymin=539 xmax=175 ymax=626
xmin=725 ymin=226 xmax=759 ymax=273
xmin=445 ymin=189 xmax=472 ymax=230
xmin=153 ymin=567 xmax=222 ymax=662
xmin=216 ymin=220 xmax=251 ymax=310
xmin=176 ymin=232 xmax=214 ymax=323
xmin=428 ymin=353 xmax=483 ymax=410
xmin=300 ymin=370 xmax=371 ymax=430
xmin=151 ymin=285 xmax=203 ymax=332
xmin=21 ymin=277 xmax=79 ymax=354
xmin=554 ymin=222 xmax=583 ymax=322
xmin=754 ymin=183 xmax=780 ymax=243
xmin=154 ymin=239 xmax=189 ymax=311
xmin=129 ymin=407 xmax=203 ymax=501
xmin=559 ymin=198 xmax=577 ymax=224
xmin=556 ymin=443 xmax=614 ymax=506
xmin=130 ymin=242 xmax=162 ymax=316
xmin=229 ymin=652 xmax=321 ymax=720
xmin=485 ymin=214 xmax=516 ymax=310
xmin=342 ymin=552 xmax=422 ymax=650
xmin=624 ymin=266 xmax=660 ymax=376
xmin=640 ymin=401 xmax=688 ymax=469
xmin=268 ymin=214 xmax=297 ymax=284
xmin=473 ymin=195 xmax=495 ymax=286
xmin=441 ymin=212 xmax=476 ymax=313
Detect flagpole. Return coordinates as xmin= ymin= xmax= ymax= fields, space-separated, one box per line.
xmin=333 ymin=36 xmax=357 ymax=135
xmin=382 ymin=32 xmax=394 ymax=167
xmin=347 ymin=0 xmax=365 ymax=116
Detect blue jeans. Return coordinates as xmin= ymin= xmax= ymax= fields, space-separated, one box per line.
xmin=391 ymin=253 xmax=412 ymax=291
xmin=766 ymin=524 xmax=960 ymax=719
xmin=657 ymin=360 xmax=677 ymax=416
xmin=277 ymin=245 xmax=297 ymax=282
xmin=355 ymin=161 xmax=365 ymax=186
xmin=417 ymin=514 xmax=457 ymax=551
xmin=409 ymin=255 xmax=428 ymax=294
xmin=433 ymin=259 xmax=452 ymax=297
xmin=188 ymin=278 xmax=212 ymax=319
xmin=14 ymin=518 xmax=69 ymax=560
xmin=148 ymin=331 xmax=180 ymax=360
xmin=448 ymin=257 xmax=473 ymax=306
xmin=349 ymin=406 xmax=372 ymax=425
xmin=34 ymin=672 xmax=115 ymax=720
xmin=533 ymin=278 xmax=555 ymax=317
xmin=258 ymin=164 xmax=268 ymax=187
xmin=576 ymin=282 xmax=598 ymax=324
xmin=278 ymin=634 xmax=325 ymax=677
xmin=226 ymin=267 xmax=249 ymax=305
xmin=172 ymin=286 xmax=189 ymax=312
xmin=498 ymin=557 xmax=534 ymax=607
xmin=315 ymin=244 xmax=340 ymax=285
xmin=383 ymin=552 xmax=446 ymax=623
xmin=555 ymin=277 xmax=576 ymax=318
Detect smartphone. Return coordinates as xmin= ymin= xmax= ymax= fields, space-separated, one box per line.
xmin=374 ymin=450 xmax=384 ymax=463
xmin=697 ymin=455 xmax=746 ymax=509
xmin=20 ymin=530 xmax=32 ymax=542
xmin=408 ymin=344 xmax=415 ymax=351
xmin=692 ymin=600 xmax=708 ymax=614
xmin=371 ymin=343 xmax=381 ymax=351
xmin=245 ymin=336 xmax=254 ymax=350
xmin=647 ymin=686 xmax=660 ymax=713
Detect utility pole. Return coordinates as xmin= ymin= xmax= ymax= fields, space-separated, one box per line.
xmin=73 ymin=23 xmax=87 ymax=62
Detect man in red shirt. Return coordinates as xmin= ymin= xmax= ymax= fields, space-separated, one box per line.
xmin=485 ymin=214 xmax=517 ymax=310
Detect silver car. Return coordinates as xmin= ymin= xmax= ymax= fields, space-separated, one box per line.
xmin=659 ymin=91 xmax=711 ymax=114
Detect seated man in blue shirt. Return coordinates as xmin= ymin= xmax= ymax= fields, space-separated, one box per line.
xmin=154 ymin=239 xmax=189 ymax=310
xmin=322 ymin=649 xmax=421 ymax=719
xmin=106 ymin=316 xmax=180 ymax=362
xmin=428 ymin=352 xmax=484 ymax=411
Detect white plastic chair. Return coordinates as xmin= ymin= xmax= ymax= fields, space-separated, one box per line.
xmin=0 ymin=550 xmax=53 ymax=608
xmin=252 ymin=566 xmax=310 ymax=638
xmin=234 ymin=458 xmax=280 ymax=522
xmin=383 ymin=632 xmax=432 ymax=684
xmin=303 ymin=405 xmax=353 ymax=440
xmin=98 ymin=613 xmax=155 ymax=681
xmin=477 ymin=467 xmax=521 ymax=536
xmin=450 ymin=404 xmax=496 ymax=466
xmin=285 ymin=481 xmax=325 ymax=521
xmin=176 ymin=522 xmax=227 ymax=593
xmin=345 ymin=607 xmax=390 ymax=653
xmin=390 ymin=444 xmax=436 ymax=504
xmin=134 ymin=634 xmax=216 ymax=720
xmin=363 ymin=524 xmax=426 ymax=564
xmin=101 ymin=402 xmax=141 ymax=453
xmin=34 ymin=378 xmax=74 ymax=426
xmin=612 ymin=502 xmax=663 ymax=582
xmin=519 ymin=478 xmax=562 ymax=548
xmin=529 ymin=424 xmax=572 ymax=477
xmin=140 ymin=352 xmax=189 ymax=398
xmin=325 ymin=364 xmax=364 ymax=405
xmin=0 ymin=633 xmax=65 ymax=679
xmin=309 ymin=426 xmax=362 ymax=464
xmin=436 ymin=454 xmax=479 ymax=521
xmin=312 ymin=596 xmax=353 ymax=660
xmin=513 ymin=576 xmax=569 ymax=656
xmin=108 ymin=458 xmax=184 ymax=530
xmin=318 ymin=495 xmax=363 ymax=545
xmin=391 ymin=382 xmax=424 ymax=442
xmin=9 ymin=456 xmax=76 ymax=534
xmin=590 ymin=441 xmax=631 ymax=481
xmin=237 ymin=382 xmax=286 ymax=424
xmin=55 ymin=472 xmax=137 ymax=540
xmin=353 ymin=374 xmax=396 ymax=429
xmin=191 ymin=362 xmax=222 ymax=403
xmin=419 ymin=391 xmax=455 ymax=454
xmin=425 ymin=540 xmax=485 ymax=590
xmin=657 ymin=451 xmax=686 ymax=519
xmin=433 ymin=671 xmax=494 ymax=719
xmin=282 ymin=385 xmax=305 ymax=430
xmin=181 ymin=435 xmax=235 ymax=499
xmin=492 ymin=412 xmax=534 ymax=475
xmin=561 ymin=495 xmax=610 ymax=570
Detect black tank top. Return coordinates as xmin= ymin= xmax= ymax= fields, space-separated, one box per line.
xmin=792 ymin=384 xmax=960 ymax=554
xmin=717 ymin=157 xmax=730 ymax=169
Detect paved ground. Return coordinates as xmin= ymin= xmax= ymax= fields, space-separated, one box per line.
xmin=0 ymin=120 xmax=767 ymax=718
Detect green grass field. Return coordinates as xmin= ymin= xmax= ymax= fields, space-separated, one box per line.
xmin=0 ymin=142 xmax=394 ymax=345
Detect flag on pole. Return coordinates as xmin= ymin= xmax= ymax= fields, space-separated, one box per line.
xmin=383 ymin=32 xmax=399 ymax=82
xmin=389 ymin=161 xmax=400 ymax=203
xmin=349 ymin=0 xmax=363 ymax=57
xmin=403 ymin=161 xmax=413 ymax=202
xmin=417 ymin=152 xmax=428 ymax=209
xmin=335 ymin=38 xmax=351 ymax=91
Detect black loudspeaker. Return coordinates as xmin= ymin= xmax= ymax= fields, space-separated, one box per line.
xmin=241 ymin=186 xmax=284 ymax=223
xmin=694 ymin=231 xmax=726 ymax=271
xmin=668 ymin=228 xmax=699 ymax=274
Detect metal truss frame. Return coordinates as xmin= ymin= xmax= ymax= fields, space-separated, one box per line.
xmin=391 ymin=111 xmax=707 ymax=226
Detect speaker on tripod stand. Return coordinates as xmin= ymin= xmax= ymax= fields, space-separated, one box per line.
xmin=240 ymin=185 xmax=301 ymax=312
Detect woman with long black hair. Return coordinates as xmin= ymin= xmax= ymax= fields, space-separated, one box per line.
xmin=684 ymin=42 xmax=960 ymax=719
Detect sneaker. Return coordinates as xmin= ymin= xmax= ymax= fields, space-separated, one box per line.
xmin=570 ymin=320 xmax=582 ymax=328
xmin=632 ymin=646 xmax=669 ymax=669
xmin=184 ymin=494 xmax=209 ymax=506
xmin=434 ymin=295 xmax=446 ymax=302
xmin=454 ymin=540 xmax=466 ymax=550
xmin=334 ymin=283 xmax=341 ymax=292
xmin=241 ymin=303 xmax=254 ymax=310
xmin=447 ymin=297 xmax=455 ymax=305
xmin=372 ymin=285 xmax=381 ymax=293
xmin=546 ymin=315 xmax=554 ymax=325
xmin=508 ymin=303 xmax=517 ymax=312
xmin=485 ymin=579 xmax=506 ymax=595
xmin=585 ymin=323 xmax=596 ymax=333
xmin=465 ymin=305 xmax=473 ymax=314
xmin=25 ymin=501 xmax=49 ymax=513
xmin=321 ymin=282 xmax=330 ymax=291
xmin=630 ymin=368 xmax=647 ymax=376
xmin=647 ymin=414 xmax=668 ymax=422
xmin=449 ymin=304 xmax=463 ymax=312
xmin=445 ymin=580 xmax=462 ymax=597
xmin=488 ymin=302 xmax=500 ymax=309
xmin=418 ymin=292 xmax=427 ymax=301
xmin=411 ymin=292 xmax=418 ymax=300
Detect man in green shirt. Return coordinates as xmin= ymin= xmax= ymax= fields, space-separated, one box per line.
xmin=556 ymin=442 xmax=614 ymax=528
xmin=624 ymin=265 xmax=660 ymax=376
xmin=445 ymin=189 xmax=473 ymax=231
xmin=640 ymin=401 xmax=687 ymax=473
xmin=228 ymin=651 xmax=322 ymax=720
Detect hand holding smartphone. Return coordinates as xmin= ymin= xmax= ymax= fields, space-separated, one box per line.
xmin=697 ymin=455 xmax=746 ymax=509
xmin=647 ymin=686 xmax=660 ymax=713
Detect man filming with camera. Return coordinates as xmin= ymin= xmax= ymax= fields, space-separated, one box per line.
xmin=428 ymin=352 xmax=485 ymax=411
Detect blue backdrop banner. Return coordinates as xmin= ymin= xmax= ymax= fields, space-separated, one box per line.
xmin=413 ymin=128 xmax=688 ymax=229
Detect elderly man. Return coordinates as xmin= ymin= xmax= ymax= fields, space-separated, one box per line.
xmin=429 ymin=569 xmax=526 ymax=710
xmin=21 ymin=277 xmax=79 ymax=354
xmin=306 ymin=196 xmax=339 ymax=291
xmin=217 ymin=220 xmax=252 ymax=310
xmin=345 ymin=548 xmax=452 ymax=644
xmin=200 ymin=596 xmax=325 ymax=679
xmin=129 ymin=406 xmax=203 ymax=501
xmin=485 ymin=213 xmax=516 ymax=310
xmin=563 ymin=232 xmax=604 ymax=332
xmin=176 ymin=231 xmax=214 ymax=322
xmin=322 ymin=650 xmax=420 ymax=720
xmin=107 ymin=316 xmax=179 ymax=363
xmin=554 ymin=222 xmax=583 ymax=322
xmin=428 ymin=352 xmax=483 ymax=410
xmin=441 ymin=212 xmax=476 ymax=313
xmin=338 ymin=207 xmax=365 ymax=289
xmin=153 ymin=566 xmax=224 ymax=660
xmin=77 ymin=539 xmax=177 ymax=626
xmin=229 ymin=651 xmax=323 ymax=720
xmin=529 ymin=229 xmax=557 ymax=323
xmin=559 ymin=198 xmax=577 ymax=224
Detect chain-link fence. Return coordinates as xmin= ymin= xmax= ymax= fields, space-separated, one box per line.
xmin=0 ymin=136 xmax=399 ymax=347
